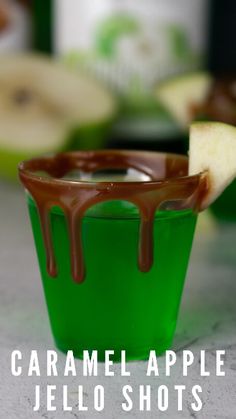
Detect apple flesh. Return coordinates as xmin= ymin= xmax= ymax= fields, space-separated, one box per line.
xmin=156 ymin=72 xmax=212 ymax=129
xmin=0 ymin=54 xmax=117 ymax=180
xmin=189 ymin=122 xmax=236 ymax=209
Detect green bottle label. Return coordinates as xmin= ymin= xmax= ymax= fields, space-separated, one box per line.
xmin=54 ymin=0 xmax=209 ymax=139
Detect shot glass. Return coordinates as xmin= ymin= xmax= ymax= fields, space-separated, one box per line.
xmin=19 ymin=150 xmax=206 ymax=361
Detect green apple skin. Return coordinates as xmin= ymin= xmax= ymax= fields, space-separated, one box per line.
xmin=0 ymin=118 xmax=116 ymax=181
xmin=0 ymin=148 xmax=40 ymax=182
xmin=0 ymin=147 xmax=68 ymax=182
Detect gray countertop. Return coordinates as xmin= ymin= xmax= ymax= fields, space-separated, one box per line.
xmin=0 ymin=181 xmax=236 ymax=419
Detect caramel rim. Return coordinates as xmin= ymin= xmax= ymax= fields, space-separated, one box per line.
xmin=18 ymin=149 xmax=205 ymax=187
xmin=18 ymin=150 xmax=208 ymax=283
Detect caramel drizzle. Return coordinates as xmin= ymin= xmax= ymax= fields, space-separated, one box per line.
xmin=19 ymin=151 xmax=207 ymax=283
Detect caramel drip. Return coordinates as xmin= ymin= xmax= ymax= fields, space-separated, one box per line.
xmin=67 ymin=212 xmax=85 ymax=284
xmin=19 ymin=151 xmax=208 ymax=283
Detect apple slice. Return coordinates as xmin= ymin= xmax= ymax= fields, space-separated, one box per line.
xmin=156 ymin=72 xmax=212 ymax=129
xmin=189 ymin=122 xmax=236 ymax=209
xmin=0 ymin=54 xmax=117 ymax=179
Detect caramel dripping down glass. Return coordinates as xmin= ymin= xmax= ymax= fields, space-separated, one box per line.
xmin=19 ymin=150 xmax=208 ymax=361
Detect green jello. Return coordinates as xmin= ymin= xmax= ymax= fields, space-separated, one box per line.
xmin=28 ymin=197 xmax=197 ymax=361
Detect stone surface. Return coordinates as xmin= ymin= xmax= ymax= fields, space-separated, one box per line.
xmin=0 ymin=181 xmax=236 ymax=419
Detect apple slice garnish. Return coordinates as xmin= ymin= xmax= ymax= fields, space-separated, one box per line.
xmin=156 ymin=72 xmax=212 ymax=129
xmin=0 ymin=54 xmax=117 ymax=179
xmin=189 ymin=122 xmax=236 ymax=209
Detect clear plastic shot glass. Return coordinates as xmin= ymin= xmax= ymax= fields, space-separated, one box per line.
xmin=19 ymin=150 xmax=206 ymax=361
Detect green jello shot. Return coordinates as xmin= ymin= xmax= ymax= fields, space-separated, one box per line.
xmin=19 ymin=150 xmax=205 ymax=361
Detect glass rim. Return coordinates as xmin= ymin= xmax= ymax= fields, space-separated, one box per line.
xmin=18 ymin=149 xmax=206 ymax=188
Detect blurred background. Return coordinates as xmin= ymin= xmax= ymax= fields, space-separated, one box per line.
xmin=1 ymin=4 xmax=236 ymax=417
xmin=0 ymin=0 xmax=236 ymax=220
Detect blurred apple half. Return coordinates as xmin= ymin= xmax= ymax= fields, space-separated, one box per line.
xmin=0 ymin=54 xmax=117 ymax=180
xmin=155 ymin=72 xmax=212 ymax=129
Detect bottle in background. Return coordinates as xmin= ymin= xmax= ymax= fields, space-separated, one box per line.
xmin=209 ymin=0 xmax=236 ymax=76
xmin=204 ymin=0 xmax=236 ymax=221
xmin=32 ymin=0 xmax=52 ymax=53
xmin=33 ymin=0 xmax=210 ymax=152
